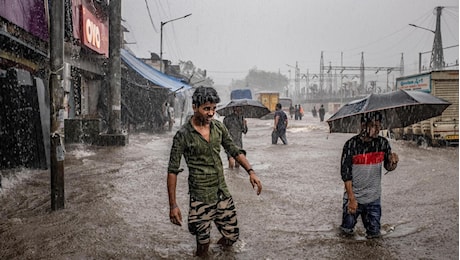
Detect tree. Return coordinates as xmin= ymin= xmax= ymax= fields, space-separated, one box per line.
xmin=244 ymin=68 xmax=289 ymax=93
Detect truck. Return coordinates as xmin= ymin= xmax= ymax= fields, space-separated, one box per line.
xmin=278 ymin=97 xmax=293 ymax=115
xmin=230 ymin=89 xmax=252 ymax=100
xmin=257 ymin=91 xmax=279 ymax=112
xmin=392 ymin=70 xmax=458 ymax=146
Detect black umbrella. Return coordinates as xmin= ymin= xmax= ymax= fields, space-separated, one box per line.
xmin=216 ymin=99 xmax=271 ymax=118
xmin=327 ymin=90 xmax=451 ymax=133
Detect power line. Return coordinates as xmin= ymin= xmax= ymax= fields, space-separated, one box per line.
xmin=144 ymin=0 xmax=158 ymax=33
xmin=342 ymin=9 xmax=433 ymax=53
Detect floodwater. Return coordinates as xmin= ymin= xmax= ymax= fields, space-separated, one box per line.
xmin=1 ymin=113 xmax=458 ymax=259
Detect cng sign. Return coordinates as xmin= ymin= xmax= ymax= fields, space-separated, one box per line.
xmin=81 ymin=5 xmax=108 ymax=57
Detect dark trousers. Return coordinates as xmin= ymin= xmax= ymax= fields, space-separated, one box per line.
xmin=341 ymin=197 xmax=381 ymax=236
xmin=272 ymin=130 xmax=288 ymax=145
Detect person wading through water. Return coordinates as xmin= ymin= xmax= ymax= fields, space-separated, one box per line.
xmin=166 ymin=86 xmax=262 ymax=257
xmin=340 ymin=111 xmax=399 ymax=239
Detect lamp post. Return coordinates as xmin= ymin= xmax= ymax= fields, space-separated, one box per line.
xmin=408 ymin=6 xmax=444 ymax=70
xmin=160 ymin=13 xmax=192 ymax=73
xmin=409 ymin=23 xmax=435 ymax=33
xmin=409 ymin=23 xmax=443 ymax=70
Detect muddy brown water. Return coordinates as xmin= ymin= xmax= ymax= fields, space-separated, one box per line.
xmin=1 ymin=115 xmax=458 ymax=259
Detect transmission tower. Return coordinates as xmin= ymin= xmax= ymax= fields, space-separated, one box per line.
xmin=431 ymin=6 xmax=444 ymax=70
xmin=319 ymin=52 xmax=404 ymax=94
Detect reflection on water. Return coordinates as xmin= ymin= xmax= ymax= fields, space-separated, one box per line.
xmin=345 ymin=221 xmax=423 ymax=241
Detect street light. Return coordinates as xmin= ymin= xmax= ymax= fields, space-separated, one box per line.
xmin=409 ymin=22 xmax=444 ymax=70
xmin=409 ymin=23 xmax=435 ymax=33
xmin=160 ymin=13 xmax=192 ymax=72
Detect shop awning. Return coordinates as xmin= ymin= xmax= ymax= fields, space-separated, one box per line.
xmin=120 ymin=48 xmax=192 ymax=92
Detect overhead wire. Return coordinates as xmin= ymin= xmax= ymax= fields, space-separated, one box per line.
xmin=439 ymin=7 xmax=459 ymax=66
xmin=322 ymin=7 xmax=437 ymax=88
xmin=330 ymin=9 xmax=434 ymax=68
xmin=355 ymin=9 xmax=438 ymax=68
xmin=155 ymin=0 xmax=186 ymax=64
xmin=144 ymin=0 xmax=158 ymax=33
xmin=165 ymin=2 xmax=183 ymax=59
xmin=131 ymin=3 xmax=457 ymax=83
xmin=440 ymin=7 xmax=459 ymax=44
xmin=341 ymin=9 xmax=433 ymax=54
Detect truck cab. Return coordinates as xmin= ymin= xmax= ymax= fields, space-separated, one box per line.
xmin=278 ymin=97 xmax=293 ymax=114
xmin=230 ymin=89 xmax=252 ymax=100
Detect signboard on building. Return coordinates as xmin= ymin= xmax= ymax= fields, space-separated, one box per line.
xmin=0 ymin=0 xmax=49 ymax=41
xmin=81 ymin=5 xmax=109 ymax=57
xmin=396 ymin=73 xmax=431 ymax=92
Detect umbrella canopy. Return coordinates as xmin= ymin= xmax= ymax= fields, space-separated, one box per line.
xmin=327 ymin=90 xmax=451 ymax=133
xmin=216 ymin=99 xmax=271 ymax=118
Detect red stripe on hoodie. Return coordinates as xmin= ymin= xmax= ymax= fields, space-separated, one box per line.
xmin=352 ymin=151 xmax=384 ymax=165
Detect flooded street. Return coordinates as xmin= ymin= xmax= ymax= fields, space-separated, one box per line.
xmin=1 ymin=113 xmax=458 ymax=259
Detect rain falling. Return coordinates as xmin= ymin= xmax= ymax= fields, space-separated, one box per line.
xmin=0 ymin=1 xmax=458 ymax=259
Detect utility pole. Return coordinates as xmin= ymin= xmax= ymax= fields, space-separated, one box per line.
xmin=360 ymin=52 xmax=365 ymax=94
xmin=286 ymin=63 xmax=300 ymax=100
xmin=160 ymin=14 xmax=192 ymax=72
xmin=340 ymin=52 xmax=343 ymax=101
xmin=49 ymin=0 xmax=65 ymax=210
xmin=301 ymin=69 xmax=309 ymax=100
xmin=108 ymin=0 xmax=121 ymax=134
xmin=295 ymin=61 xmax=300 ymax=100
xmin=287 ymin=69 xmax=291 ymax=97
xmin=399 ymin=53 xmax=404 ymax=77
xmin=320 ymin=51 xmax=324 ymax=95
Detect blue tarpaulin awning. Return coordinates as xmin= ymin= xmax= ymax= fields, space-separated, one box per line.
xmin=120 ymin=48 xmax=191 ymax=92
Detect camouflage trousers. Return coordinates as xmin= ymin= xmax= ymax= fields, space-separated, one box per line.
xmin=188 ymin=195 xmax=239 ymax=245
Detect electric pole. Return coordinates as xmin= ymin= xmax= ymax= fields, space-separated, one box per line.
xmin=49 ymin=0 xmax=65 ymax=210
xmin=360 ymin=52 xmax=364 ymax=93
xmin=108 ymin=0 xmax=122 ymax=134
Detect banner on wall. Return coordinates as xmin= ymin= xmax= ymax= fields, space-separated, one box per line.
xmin=81 ymin=5 xmax=109 ymax=57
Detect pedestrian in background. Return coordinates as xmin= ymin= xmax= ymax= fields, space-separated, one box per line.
xmin=318 ymin=104 xmax=325 ymax=122
xmin=340 ymin=111 xmax=399 ymax=239
xmin=163 ymin=102 xmax=175 ymax=131
xmin=289 ymin=104 xmax=295 ymax=119
xmin=223 ymin=106 xmax=248 ymax=169
xmin=299 ymin=104 xmax=304 ymax=120
xmin=294 ymin=104 xmax=299 ymax=120
xmin=166 ymin=86 xmax=262 ymax=257
xmin=167 ymin=103 xmax=175 ymax=131
xmin=272 ymin=103 xmax=288 ymax=145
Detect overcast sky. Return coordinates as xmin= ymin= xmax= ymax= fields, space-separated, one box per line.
xmin=121 ymin=0 xmax=459 ymax=86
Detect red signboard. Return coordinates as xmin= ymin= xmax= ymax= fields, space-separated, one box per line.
xmin=81 ymin=5 xmax=109 ymax=57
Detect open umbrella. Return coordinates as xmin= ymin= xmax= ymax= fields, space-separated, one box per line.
xmin=216 ymin=99 xmax=271 ymax=118
xmin=327 ymin=90 xmax=451 ymax=133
